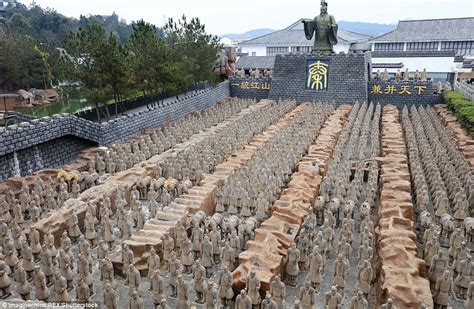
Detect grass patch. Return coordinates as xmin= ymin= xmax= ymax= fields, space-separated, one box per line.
xmin=443 ymin=91 xmax=474 ymax=133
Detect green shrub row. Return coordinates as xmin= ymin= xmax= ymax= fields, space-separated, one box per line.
xmin=443 ymin=91 xmax=474 ymax=134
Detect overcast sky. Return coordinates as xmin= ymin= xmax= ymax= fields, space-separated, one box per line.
xmin=26 ymin=0 xmax=474 ymax=35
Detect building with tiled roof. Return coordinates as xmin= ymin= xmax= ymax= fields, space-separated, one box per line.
xmin=237 ymin=17 xmax=474 ymax=82
xmin=238 ymin=19 xmax=371 ymax=57
xmin=369 ymin=18 xmax=474 ymax=82
xmin=369 ymin=18 xmax=474 ymax=56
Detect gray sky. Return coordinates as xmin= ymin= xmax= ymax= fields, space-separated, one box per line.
xmin=26 ymin=0 xmax=474 ymax=35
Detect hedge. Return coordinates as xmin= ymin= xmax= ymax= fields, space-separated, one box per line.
xmin=443 ymin=91 xmax=474 ymax=134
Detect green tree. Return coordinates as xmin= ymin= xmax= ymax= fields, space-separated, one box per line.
xmin=0 ymin=32 xmax=52 ymax=91
xmin=164 ymin=15 xmax=221 ymax=90
xmin=104 ymin=34 xmax=131 ymax=116
xmin=63 ymin=23 xmax=127 ymax=121
xmin=8 ymin=12 xmax=32 ymax=35
xmin=128 ymin=20 xmax=179 ymax=98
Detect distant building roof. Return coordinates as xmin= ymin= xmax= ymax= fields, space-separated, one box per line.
xmin=463 ymin=59 xmax=474 ymax=69
xmin=371 ymin=51 xmax=456 ymax=58
xmin=240 ymin=18 xmax=370 ymax=46
xmin=350 ymin=43 xmax=372 ymax=51
xmin=370 ymin=17 xmax=474 ymax=42
xmin=372 ymin=63 xmax=404 ymax=69
xmin=236 ymin=56 xmax=275 ymax=69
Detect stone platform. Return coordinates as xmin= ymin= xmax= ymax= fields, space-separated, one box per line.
xmin=269 ymin=52 xmax=371 ymax=104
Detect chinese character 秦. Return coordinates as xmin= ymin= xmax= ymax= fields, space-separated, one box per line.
xmin=399 ymin=85 xmax=411 ymax=95
xmin=262 ymin=82 xmax=271 ymax=90
xmin=384 ymin=85 xmax=397 ymax=94
xmin=370 ymin=84 xmax=382 ymax=94
xmin=307 ymin=60 xmax=329 ymax=91
xmin=251 ymin=82 xmax=261 ymax=89
xmin=414 ymin=85 xmax=426 ymax=95
xmin=240 ymin=81 xmax=250 ymax=90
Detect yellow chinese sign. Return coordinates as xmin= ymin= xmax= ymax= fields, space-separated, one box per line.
xmin=307 ymin=60 xmax=330 ymax=91
xmin=370 ymin=84 xmax=427 ymax=95
xmin=231 ymin=81 xmax=271 ymax=90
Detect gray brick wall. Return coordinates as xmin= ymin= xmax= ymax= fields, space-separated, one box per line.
xmin=269 ymin=52 xmax=371 ymax=104
xmin=0 ymin=81 xmax=230 ymax=180
xmin=0 ymin=136 xmax=95 ymax=181
xmin=229 ymin=77 xmax=271 ymax=101
xmin=368 ymin=80 xmax=444 ymax=108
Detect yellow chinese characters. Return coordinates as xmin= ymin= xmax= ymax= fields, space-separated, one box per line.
xmin=231 ymin=81 xmax=271 ymax=90
xmin=307 ymin=60 xmax=329 ymax=91
xmin=370 ymin=85 xmax=382 ymax=94
xmin=414 ymin=85 xmax=426 ymax=95
xmin=399 ymin=85 xmax=411 ymax=95
xmin=384 ymin=85 xmax=397 ymax=94
xmin=240 ymin=81 xmax=250 ymax=90
xmin=251 ymin=82 xmax=260 ymax=89
xmin=370 ymin=83 xmax=428 ymax=96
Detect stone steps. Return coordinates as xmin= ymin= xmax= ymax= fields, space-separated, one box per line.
xmin=31 ymin=100 xmax=262 ymax=246
xmin=123 ymin=102 xmax=311 ymax=264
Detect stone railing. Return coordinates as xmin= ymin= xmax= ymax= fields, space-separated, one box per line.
xmin=454 ymin=81 xmax=474 ymax=101
xmin=0 ymin=111 xmax=37 ymax=123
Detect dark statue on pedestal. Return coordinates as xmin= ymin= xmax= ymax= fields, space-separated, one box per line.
xmin=303 ymin=0 xmax=338 ymax=54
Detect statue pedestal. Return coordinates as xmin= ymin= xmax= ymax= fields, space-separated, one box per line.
xmin=269 ymin=52 xmax=371 ymax=104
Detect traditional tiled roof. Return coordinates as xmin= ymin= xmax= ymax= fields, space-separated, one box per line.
xmin=372 ymin=63 xmax=404 ymax=69
xmin=236 ymin=56 xmax=275 ymax=69
xmin=370 ymin=18 xmax=474 ymax=42
xmin=240 ymin=18 xmax=369 ymax=46
xmin=463 ymin=59 xmax=474 ymax=69
xmin=371 ymin=51 xmax=456 ymax=58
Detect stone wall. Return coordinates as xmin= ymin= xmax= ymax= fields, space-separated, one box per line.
xmin=74 ymin=81 xmax=209 ymax=121
xmin=100 ymin=81 xmax=230 ymax=145
xmin=269 ymin=52 xmax=371 ymax=104
xmin=0 ymin=81 xmax=230 ymax=181
xmin=368 ymin=80 xmax=443 ymax=107
xmin=229 ymin=77 xmax=271 ymax=101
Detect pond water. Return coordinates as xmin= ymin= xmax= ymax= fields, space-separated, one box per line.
xmin=18 ymin=98 xmax=92 ymax=118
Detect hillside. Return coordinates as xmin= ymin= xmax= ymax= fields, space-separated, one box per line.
xmin=222 ymin=28 xmax=275 ymax=41
xmin=338 ymin=21 xmax=397 ymax=37
xmin=222 ymin=20 xmax=397 ymax=40
xmin=3 ymin=3 xmax=142 ymax=46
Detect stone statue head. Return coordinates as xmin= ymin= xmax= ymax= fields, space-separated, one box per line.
xmin=321 ymin=0 xmax=328 ymax=15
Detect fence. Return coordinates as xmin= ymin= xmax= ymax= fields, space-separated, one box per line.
xmin=73 ymin=81 xmax=210 ymax=121
xmin=454 ymin=81 xmax=474 ymax=101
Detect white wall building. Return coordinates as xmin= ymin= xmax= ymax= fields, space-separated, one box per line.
xmin=236 ymin=17 xmax=474 ymax=82
xmin=369 ymin=18 xmax=474 ymax=82
xmin=238 ymin=19 xmax=370 ymax=57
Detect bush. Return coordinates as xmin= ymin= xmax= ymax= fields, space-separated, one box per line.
xmin=443 ymin=91 xmax=474 ymax=133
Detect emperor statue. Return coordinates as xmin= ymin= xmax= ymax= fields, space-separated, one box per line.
xmin=303 ymin=0 xmax=338 ymax=53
